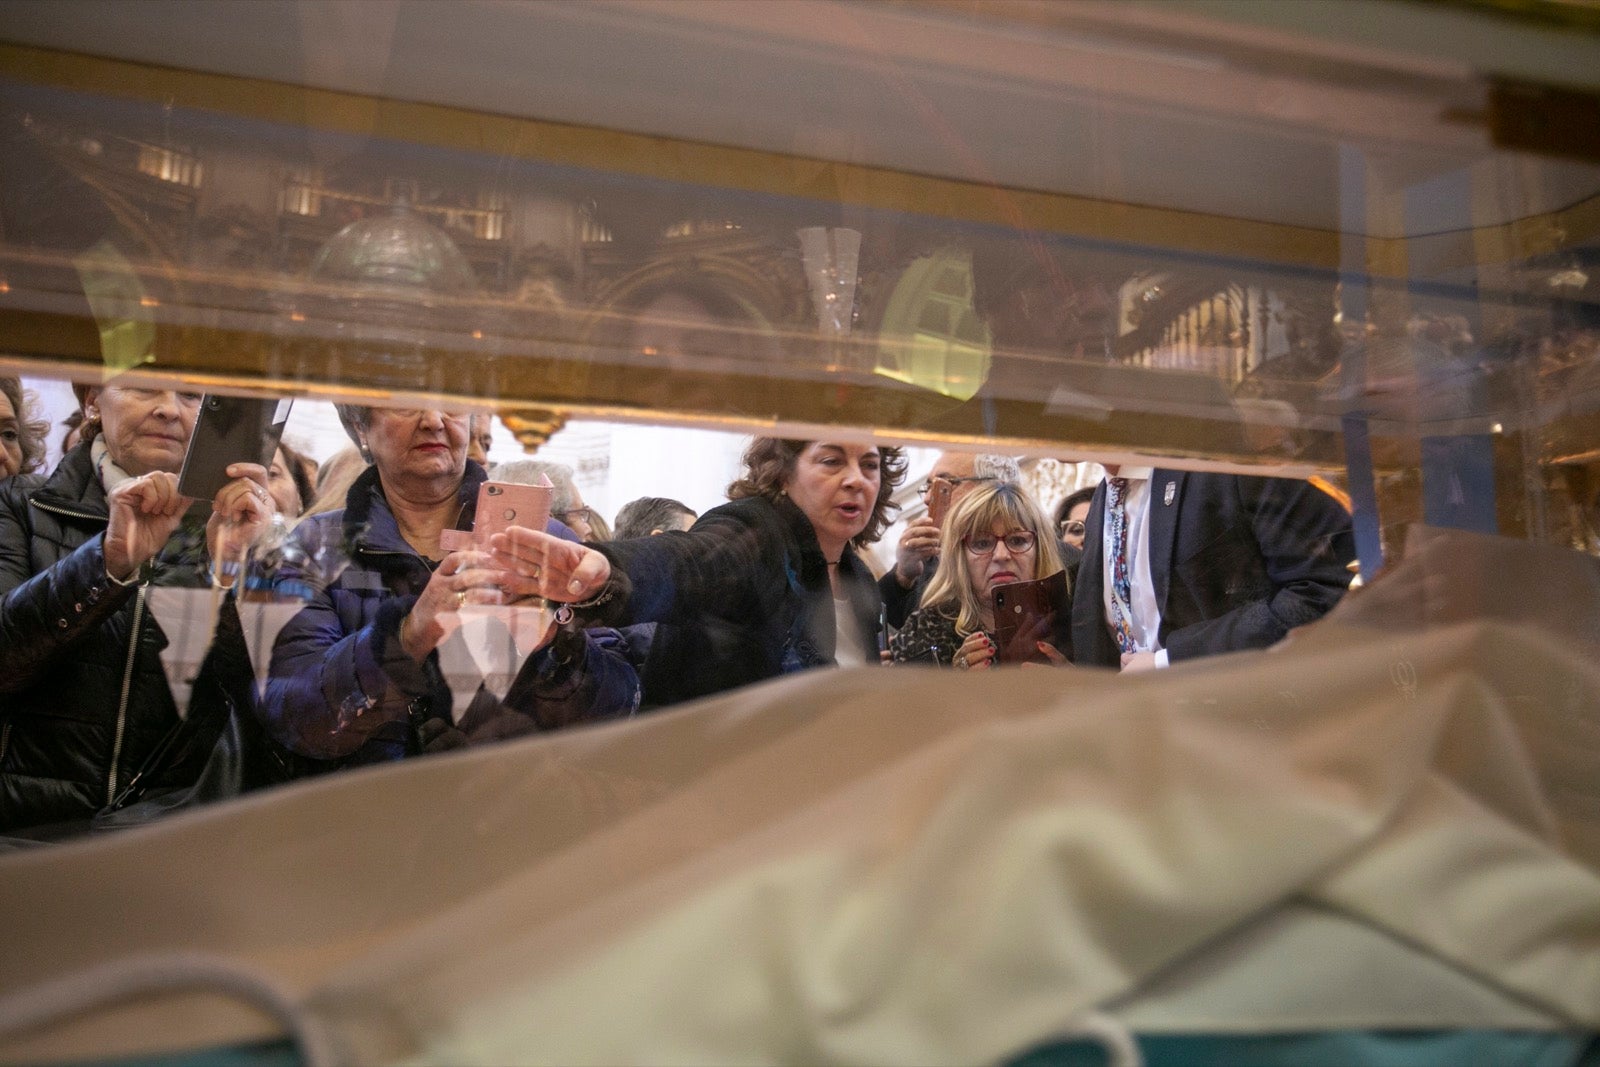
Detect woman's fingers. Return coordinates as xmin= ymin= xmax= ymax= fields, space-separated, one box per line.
xmin=434 ymin=552 xmax=501 ymax=602
xmin=565 ymin=549 xmax=610 ymax=598
xmin=487 ymin=529 xmax=609 ymax=601
xmin=955 ymin=631 xmax=995 ymax=671
xmin=123 ymin=471 xmax=184 ymax=515
xmin=211 ymin=463 xmax=270 ymax=516
xmin=226 ymin=462 xmax=270 ymax=491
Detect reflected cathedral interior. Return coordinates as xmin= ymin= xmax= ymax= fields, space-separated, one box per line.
xmin=0 ymin=3 xmax=1598 ymax=1064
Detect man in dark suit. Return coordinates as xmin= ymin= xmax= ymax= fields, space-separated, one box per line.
xmin=1071 ymin=467 xmax=1355 ymax=670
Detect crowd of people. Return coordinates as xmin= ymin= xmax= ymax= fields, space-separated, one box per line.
xmin=0 ymin=375 xmax=1358 ymax=838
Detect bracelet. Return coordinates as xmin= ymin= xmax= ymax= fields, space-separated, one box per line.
xmin=207 ymin=561 xmax=239 ymax=591
xmin=105 ymin=562 xmax=142 ymax=588
xmin=568 ymin=584 xmax=614 ymax=610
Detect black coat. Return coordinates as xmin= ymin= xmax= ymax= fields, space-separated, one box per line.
xmin=1071 ymin=470 xmax=1356 ymax=668
xmin=0 ymin=445 xmax=252 ymax=832
xmin=594 ymin=494 xmax=884 ymax=707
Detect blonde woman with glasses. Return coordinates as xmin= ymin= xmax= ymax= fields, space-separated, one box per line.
xmin=890 ymin=482 xmax=1070 ymax=670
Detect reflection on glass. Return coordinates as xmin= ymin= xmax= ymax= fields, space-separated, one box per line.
xmin=0 ymin=34 xmax=1597 ymax=860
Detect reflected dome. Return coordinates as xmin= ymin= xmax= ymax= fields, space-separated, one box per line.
xmin=308 ymin=204 xmax=476 ymax=295
xmin=296 ymin=202 xmax=482 ymax=389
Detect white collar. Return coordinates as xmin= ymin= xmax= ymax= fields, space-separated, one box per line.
xmin=91 ymin=437 xmax=139 ymax=494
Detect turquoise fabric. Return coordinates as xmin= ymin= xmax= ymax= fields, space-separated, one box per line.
xmin=69 ymin=1029 xmax=1600 ymax=1067
xmin=1007 ymin=1030 xmax=1598 ymax=1067
xmin=71 ymin=1038 xmax=300 ymax=1067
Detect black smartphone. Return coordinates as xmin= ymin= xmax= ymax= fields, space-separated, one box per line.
xmin=992 ymin=570 xmax=1069 ymax=665
xmin=177 ymin=395 xmax=292 ymax=503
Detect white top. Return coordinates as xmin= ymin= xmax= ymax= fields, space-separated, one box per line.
xmin=1099 ymin=467 xmax=1169 ymax=667
xmin=833 ymin=596 xmax=868 ymax=668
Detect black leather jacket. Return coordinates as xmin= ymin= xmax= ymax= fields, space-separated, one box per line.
xmin=0 ymin=444 xmax=244 ymax=832
xmin=593 ymin=494 xmax=885 ymax=707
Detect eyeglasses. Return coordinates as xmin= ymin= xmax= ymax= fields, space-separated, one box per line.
xmin=917 ymin=475 xmax=995 ymax=496
xmin=557 ymin=507 xmax=596 ymax=526
xmin=963 ymin=531 xmax=1036 ymax=556
xmin=1059 ymin=519 xmax=1086 ymax=538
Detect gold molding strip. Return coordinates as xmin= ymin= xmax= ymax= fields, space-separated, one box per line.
xmin=6 ymin=43 xmax=1596 ymax=276
xmin=0 ymin=43 xmax=1346 ymax=268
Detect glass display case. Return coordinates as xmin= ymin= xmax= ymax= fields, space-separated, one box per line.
xmin=0 ymin=2 xmax=1596 ymax=1064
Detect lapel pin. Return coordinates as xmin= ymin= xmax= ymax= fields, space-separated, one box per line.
xmin=1163 ymin=481 xmax=1176 ymax=506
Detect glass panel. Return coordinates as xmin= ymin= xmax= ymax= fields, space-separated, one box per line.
xmin=0 ymin=14 xmax=1596 ymax=1054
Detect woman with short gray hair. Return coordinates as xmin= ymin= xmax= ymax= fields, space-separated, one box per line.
xmin=261 ymin=403 xmax=638 ymax=765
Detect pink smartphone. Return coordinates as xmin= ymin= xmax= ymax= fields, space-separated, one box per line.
xmin=439 ymin=478 xmax=553 ymax=552
xmin=474 ymin=479 xmax=552 ymax=540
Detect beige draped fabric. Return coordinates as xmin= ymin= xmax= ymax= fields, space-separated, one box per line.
xmin=1 ymin=527 xmax=1596 ymax=1065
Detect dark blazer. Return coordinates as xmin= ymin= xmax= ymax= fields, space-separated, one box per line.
xmin=1071 ymin=470 xmax=1355 ymax=667
xmin=594 ymin=494 xmax=884 ymax=708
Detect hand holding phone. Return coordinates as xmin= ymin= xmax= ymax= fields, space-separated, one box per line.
xmin=992 ymin=571 xmax=1069 ymax=665
xmin=177 ymin=395 xmax=292 ymax=504
xmin=926 ymin=478 xmax=956 ymax=528
xmin=476 ymin=479 xmax=553 ymax=540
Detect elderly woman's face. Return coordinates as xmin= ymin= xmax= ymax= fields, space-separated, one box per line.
xmin=0 ymin=389 xmax=23 ymax=478
xmin=364 ymin=408 xmax=470 ymax=487
xmin=88 ymin=386 xmax=201 ymax=477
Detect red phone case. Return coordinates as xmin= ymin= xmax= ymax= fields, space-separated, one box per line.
xmin=926 ymin=479 xmax=955 ymax=527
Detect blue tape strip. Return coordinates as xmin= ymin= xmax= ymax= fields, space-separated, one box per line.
xmin=1341 ymin=414 xmax=1384 ymax=582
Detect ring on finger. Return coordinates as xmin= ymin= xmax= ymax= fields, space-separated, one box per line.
xmin=455 ymin=591 xmax=467 ymax=608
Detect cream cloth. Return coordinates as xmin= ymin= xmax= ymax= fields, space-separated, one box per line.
xmin=0 ymin=527 xmax=1595 ymax=1065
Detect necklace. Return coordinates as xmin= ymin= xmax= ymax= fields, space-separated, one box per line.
xmin=826 ymin=558 xmax=841 ymax=566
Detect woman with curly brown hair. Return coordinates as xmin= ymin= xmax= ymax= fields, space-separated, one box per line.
xmin=0 ymin=377 xmax=49 ymax=480
xmin=485 ymin=436 xmax=906 ymax=708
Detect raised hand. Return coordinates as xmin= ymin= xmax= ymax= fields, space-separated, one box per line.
xmin=104 ymin=471 xmax=189 ymax=581
xmin=488 ymin=526 xmax=611 ymax=603
xmin=893 ymin=516 xmax=940 ymax=587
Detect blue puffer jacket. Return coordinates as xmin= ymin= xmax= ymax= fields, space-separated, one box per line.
xmin=259 ymin=462 xmax=639 ymax=766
